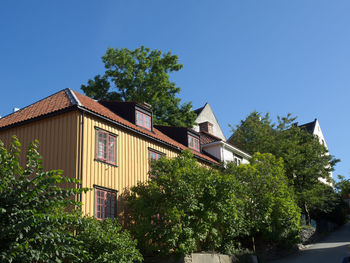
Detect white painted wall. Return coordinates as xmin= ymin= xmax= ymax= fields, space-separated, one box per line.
xmin=312 ymin=119 xmax=333 ymax=186
xmin=202 ymin=142 xmax=250 ymax=165
xmin=202 ymin=144 xmax=222 ymax=161
xmin=193 ymin=103 xmax=226 ymax=140
xmin=313 ymin=119 xmax=328 ymax=149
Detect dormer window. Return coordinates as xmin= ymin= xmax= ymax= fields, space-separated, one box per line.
xmin=188 ymin=134 xmax=200 ymax=151
xmin=136 ymin=110 xmax=152 ymax=131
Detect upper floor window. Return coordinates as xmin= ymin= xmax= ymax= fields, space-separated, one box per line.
xmin=96 ymin=129 xmax=117 ymax=165
xmin=188 ymin=134 xmax=200 ymax=152
xmin=233 ymin=155 xmax=242 ymax=166
xmin=95 ymin=186 xmax=117 ymax=220
xmin=136 ymin=110 xmax=152 ymax=131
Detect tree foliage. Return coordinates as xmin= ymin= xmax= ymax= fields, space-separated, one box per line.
xmin=76 ymin=218 xmax=143 ymax=263
xmin=126 ymin=151 xmax=300 ymax=256
xmin=82 ymin=46 xmax=197 ymax=127
xmin=335 ymin=175 xmax=350 ymax=198
xmin=228 ymin=112 xmax=339 ymax=223
xmin=224 ymin=153 xmax=300 ymax=246
xmin=126 ymin=151 xmax=246 ymax=256
xmin=0 ymin=137 xmax=142 ymax=263
xmin=301 ymin=181 xmax=347 ymax=225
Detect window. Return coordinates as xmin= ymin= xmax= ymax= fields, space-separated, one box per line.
xmin=188 ymin=134 xmax=200 ymax=151
xmin=136 ymin=110 xmax=152 ymax=130
xmin=95 ymin=187 xmax=117 ymax=220
xmin=149 ymin=150 xmax=163 ymax=161
xmin=233 ymin=156 xmax=242 ymax=166
xmin=96 ymin=129 xmax=116 ymax=165
xmin=148 ymin=149 xmax=165 ymax=174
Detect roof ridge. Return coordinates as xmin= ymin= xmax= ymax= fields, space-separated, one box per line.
xmin=0 ymin=89 xmax=69 ymax=120
xmin=65 ymin=89 xmax=82 ymax=106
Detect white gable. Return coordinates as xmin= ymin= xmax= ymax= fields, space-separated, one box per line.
xmin=307 ymin=119 xmax=333 ymax=186
xmin=312 ymin=119 xmax=328 ymax=150
xmin=193 ymin=103 xmax=226 ymax=141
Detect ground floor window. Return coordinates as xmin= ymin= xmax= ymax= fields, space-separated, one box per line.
xmin=95 ymin=186 xmax=117 ymax=220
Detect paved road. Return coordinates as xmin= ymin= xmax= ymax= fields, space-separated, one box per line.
xmin=270 ymin=223 xmax=350 ymax=263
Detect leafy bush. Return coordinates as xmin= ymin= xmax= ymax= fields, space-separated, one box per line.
xmin=0 ymin=137 xmax=142 ymax=263
xmin=76 ymin=218 xmax=142 ymax=263
xmin=127 ymin=151 xmax=246 ymax=256
xmin=127 ymin=151 xmax=300 ymax=256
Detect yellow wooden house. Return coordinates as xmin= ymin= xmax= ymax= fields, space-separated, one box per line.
xmin=0 ymin=89 xmax=217 ymax=219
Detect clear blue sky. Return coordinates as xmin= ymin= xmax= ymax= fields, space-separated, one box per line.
xmin=0 ymin=1 xmax=349 ymax=179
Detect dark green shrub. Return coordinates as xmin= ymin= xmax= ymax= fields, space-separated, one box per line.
xmin=76 ymin=218 xmax=142 ymax=263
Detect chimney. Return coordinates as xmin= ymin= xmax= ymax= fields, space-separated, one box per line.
xmin=199 ymin=121 xmax=213 ymax=134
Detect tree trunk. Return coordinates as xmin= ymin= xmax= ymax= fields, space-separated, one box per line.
xmin=304 ymin=203 xmax=311 ymax=225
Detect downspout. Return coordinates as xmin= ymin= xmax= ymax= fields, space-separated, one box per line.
xmin=221 ymin=142 xmax=225 ymax=164
xmin=79 ymin=111 xmax=84 ymax=203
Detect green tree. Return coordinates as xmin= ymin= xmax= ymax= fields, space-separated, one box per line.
xmin=301 ymin=181 xmax=347 ymax=225
xmin=0 ymin=137 xmax=142 ymax=263
xmin=229 ymin=112 xmax=339 ymax=224
xmin=82 ymin=46 xmax=197 ymax=127
xmin=335 ymin=175 xmax=350 ymax=198
xmin=224 ymin=153 xmax=300 ymax=247
xmin=126 ymin=151 xmax=300 ymax=256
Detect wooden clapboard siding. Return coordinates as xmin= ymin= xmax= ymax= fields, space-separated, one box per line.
xmin=80 ymin=113 xmax=179 ymax=217
xmin=0 ymin=111 xmax=80 ymax=182
xmin=0 ymin=106 xmax=211 ymax=220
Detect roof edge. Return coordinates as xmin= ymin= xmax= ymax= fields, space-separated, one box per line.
xmin=0 ymin=106 xmax=77 ymax=131
xmin=202 ymin=140 xmax=251 ymax=159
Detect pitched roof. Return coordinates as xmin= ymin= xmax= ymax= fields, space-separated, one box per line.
xmin=193 ymin=104 xmax=206 ymax=115
xmin=0 ymin=89 xmax=217 ymax=164
xmin=200 ymin=131 xmax=222 ymax=145
xmin=298 ymin=119 xmax=317 ymax=134
xmin=0 ymin=90 xmax=73 ymax=129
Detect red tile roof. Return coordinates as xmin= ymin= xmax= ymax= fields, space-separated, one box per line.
xmin=0 ymin=90 xmax=72 ymax=129
xmin=73 ymin=91 xmax=217 ymax=163
xmin=0 ymin=89 xmax=217 ymax=164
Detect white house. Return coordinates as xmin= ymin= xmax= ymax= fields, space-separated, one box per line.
xmin=298 ymin=118 xmax=333 ymax=185
xmin=193 ymin=103 xmax=250 ymax=165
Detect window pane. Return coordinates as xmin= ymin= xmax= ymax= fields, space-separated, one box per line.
xmin=144 ymin=115 xmax=151 ymax=129
xmin=136 ymin=111 xmax=143 ymax=126
xmin=96 ymin=190 xmax=105 ymax=219
xmin=149 ymin=150 xmax=163 ymax=161
xmin=188 ymin=135 xmax=200 ymax=151
xmin=195 ymin=138 xmax=199 ymax=150
xmin=108 ymin=136 xmax=115 ymax=163
xmin=188 ymin=136 xmax=193 ymax=147
xmin=98 ymin=132 xmax=107 ymax=159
